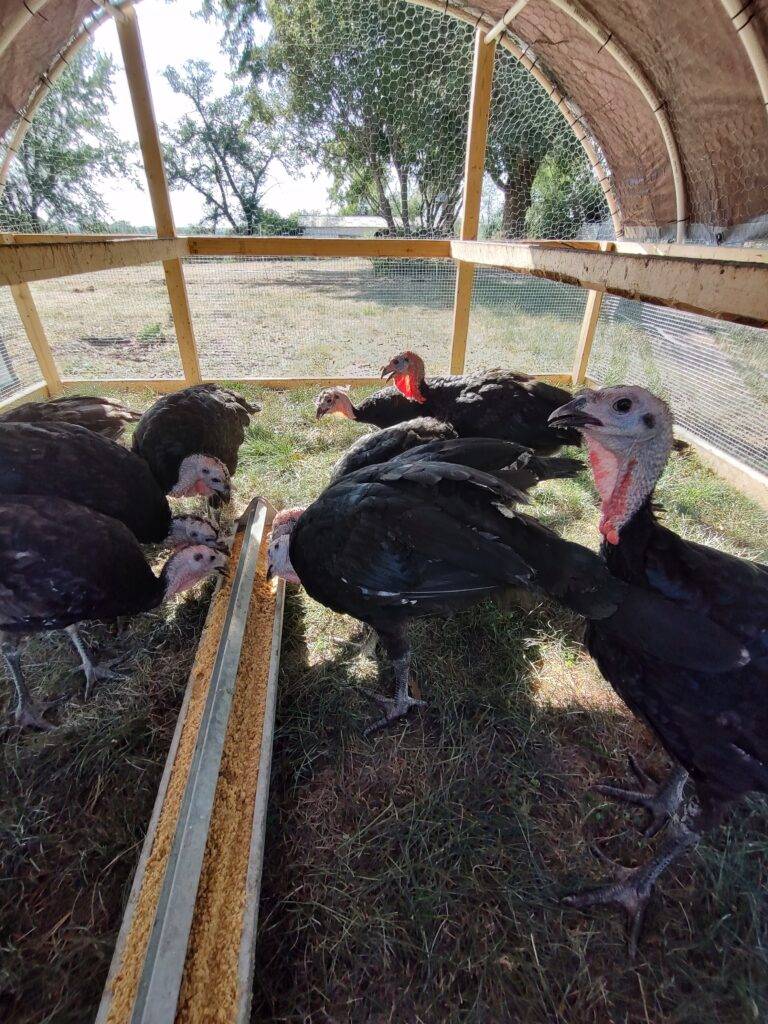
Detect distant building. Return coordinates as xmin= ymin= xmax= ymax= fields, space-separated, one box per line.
xmin=298 ymin=214 xmax=390 ymax=238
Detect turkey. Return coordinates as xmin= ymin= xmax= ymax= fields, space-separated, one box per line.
xmin=267 ymin=438 xmax=743 ymax=738
xmin=132 ymin=384 xmax=261 ymax=503
xmin=329 ymin=417 xmax=457 ymax=483
xmin=315 ymin=351 xmax=579 ymax=452
xmin=0 ymin=394 xmax=140 ymax=441
xmin=549 ymin=385 xmax=765 ymax=954
xmin=0 ymin=494 xmax=228 ymax=729
xmin=0 ymin=422 xmax=223 ymax=547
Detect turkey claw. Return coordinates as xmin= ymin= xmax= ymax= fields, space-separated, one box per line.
xmin=594 ymin=758 xmax=688 ymax=838
xmin=561 ymin=846 xmax=652 ymax=958
xmin=356 ymin=687 xmax=426 ymax=737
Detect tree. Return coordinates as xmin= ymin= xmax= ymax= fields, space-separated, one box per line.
xmin=162 ymin=60 xmax=292 ymax=234
xmin=204 ymin=0 xmax=608 ymax=239
xmin=208 ymin=0 xmax=472 ymax=234
xmin=524 ymin=150 xmax=606 ymax=240
xmin=485 ymin=57 xmax=558 ymax=238
xmin=0 ymin=46 xmax=135 ymax=231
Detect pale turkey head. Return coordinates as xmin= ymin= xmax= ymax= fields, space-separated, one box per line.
xmin=315 ymin=387 xmax=355 ymax=420
xmin=171 ymin=454 xmax=232 ymax=504
xmin=161 ymin=544 xmax=229 ymax=599
xmin=167 ymin=514 xmax=227 ymax=551
xmin=267 ymin=507 xmax=305 ymax=584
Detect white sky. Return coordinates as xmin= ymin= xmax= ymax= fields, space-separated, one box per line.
xmin=96 ymin=0 xmax=332 ymax=227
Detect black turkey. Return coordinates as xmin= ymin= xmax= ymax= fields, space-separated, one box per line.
xmin=267 ymin=438 xmax=742 ymax=738
xmin=0 ymin=494 xmax=228 ymax=729
xmin=315 ymin=351 xmax=579 ymax=452
xmin=0 ymin=422 xmax=222 ymax=547
xmin=132 ymin=384 xmax=261 ymax=502
xmin=329 ymin=417 xmax=457 ymax=483
xmin=0 ymin=394 xmax=140 ymax=440
xmin=549 ymin=385 xmax=765 ymax=953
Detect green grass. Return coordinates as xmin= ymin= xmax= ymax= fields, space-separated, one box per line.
xmin=0 ymin=384 xmax=766 ymax=1023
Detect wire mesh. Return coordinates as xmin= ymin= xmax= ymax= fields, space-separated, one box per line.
xmin=465 ymin=268 xmax=587 ymax=374
xmin=589 ymin=297 xmax=768 ymax=475
xmin=480 ymin=43 xmax=612 ymax=241
xmin=0 ymin=288 xmax=40 ymax=402
xmin=184 ymin=256 xmax=456 ymax=378
xmin=26 ymin=265 xmax=183 ymax=380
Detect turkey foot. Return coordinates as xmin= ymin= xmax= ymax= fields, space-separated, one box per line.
xmin=359 ymin=687 xmax=426 ymax=737
xmin=65 ymin=626 xmax=128 ymax=699
xmin=15 ymin=697 xmax=62 ymax=731
xmin=562 ymin=815 xmax=700 ymax=957
xmin=359 ymin=650 xmax=426 ymax=736
xmin=595 ymin=757 xmax=688 ymax=837
xmin=2 ymin=633 xmax=61 ymax=731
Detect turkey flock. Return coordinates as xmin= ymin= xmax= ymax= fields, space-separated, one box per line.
xmin=2 ymin=353 xmax=766 ymax=956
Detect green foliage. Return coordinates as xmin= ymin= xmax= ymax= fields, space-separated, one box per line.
xmin=0 ymin=46 xmax=135 ymax=232
xmin=525 ymin=151 xmax=607 ymax=240
xmin=161 ymin=60 xmax=287 ymax=234
xmin=137 ymin=322 xmax=164 ymax=343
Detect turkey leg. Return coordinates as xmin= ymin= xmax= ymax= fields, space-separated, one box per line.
xmin=358 ymin=625 xmax=426 ymax=736
xmin=65 ymin=625 xmax=126 ymax=699
xmin=562 ymin=798 xmax=703 ymax=957
xmin=1 ymin=632 xmax=56 ymax=730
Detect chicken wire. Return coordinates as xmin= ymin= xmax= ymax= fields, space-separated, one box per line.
xmin=465 ymin=268 xmax=587 ymax=374
xmin=26 ymin=265 xmax=183 ymax=380
xmin=183 ymin=256 xmax=457 ymax=378
xmin=589 ymin=298 xmax=768 ymax=475
xmin=0 ymin=287 xmax=40 ymax=402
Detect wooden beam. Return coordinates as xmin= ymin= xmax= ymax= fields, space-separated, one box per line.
xmin=10 ymin=282 xmax=63 ymax=395
xmin=450 ymin=240 xmax=768 ymax=328
xmin=538 ymin=238 xmax=768 ymax=264
xmin=0 ymin=238 xmax=187 ymax=285
xmin=116 ymin=6 xmax=201 ymax=384
xmin=8 ymin=232 xmax=146 ymax=245
xmin=0 ymin=381 xmax=49 ymax=414
xmin=571 ymin=289 xmax=603 ymax=385
xmin=450 ymin=29 xmax=497 ymax=375
xmin=186 ymin=236 xmax=452 ymax=258
xmin=485 ymin=0 xmax=532 ymax=44
xmin=62 ymin=373 xmax=573 ymax=391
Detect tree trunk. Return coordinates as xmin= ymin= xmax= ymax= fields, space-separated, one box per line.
xmin=501 ymin=156 xmax=536 ymax=238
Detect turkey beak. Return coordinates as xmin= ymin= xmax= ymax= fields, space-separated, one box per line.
xmin=380 ymin=359 xmax=396 ymax=380
xmin=213 ymin=540 xmax=230 ymax=555
xmin=315 ymin=406 xmax=324 ymax=419
xmin=266 ymin=564 xmax=274 ymax=581
xmin=549 ymin=393 xmax=603 ymax=429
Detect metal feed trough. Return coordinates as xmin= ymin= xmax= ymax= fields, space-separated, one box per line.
xmin=95 ymin=496 xmax=286 ymax=1024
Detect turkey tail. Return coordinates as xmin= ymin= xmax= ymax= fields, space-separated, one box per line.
xmin=0 ymin=395 xmax=141 ymax=440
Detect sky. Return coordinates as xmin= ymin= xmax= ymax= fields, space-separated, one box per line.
xmin=96 ymin=0 xmax=332 ymax=227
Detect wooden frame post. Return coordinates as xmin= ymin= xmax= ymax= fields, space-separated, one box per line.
xmin=571 ymin=288 xmax=603 ymax=386
xmin=116 ymin=6 xmax=202 ymax=385
xmin=1 ymin=233 xmax=61 ymax=396
xmin=450 ymin=30 xmax=497 ymax=374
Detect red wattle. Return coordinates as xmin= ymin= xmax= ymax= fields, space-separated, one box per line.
xmin=394 ymin=371 xmax=426 ymax=404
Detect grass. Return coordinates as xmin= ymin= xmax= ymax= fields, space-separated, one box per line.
xmin=0 ymin=384 xmax=767 ymax=1023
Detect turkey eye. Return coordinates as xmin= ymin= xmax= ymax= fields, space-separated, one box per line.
xmin=194 ymin=553 xmax=203 ymax=562
xmin=613 ymin=398 xmax=632 ymax=412
xmin=202 ymin=468 xmax=210 ymax=475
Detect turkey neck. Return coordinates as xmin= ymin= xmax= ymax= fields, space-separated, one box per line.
xmin=585 ymin=426 xmax=672 ymax=546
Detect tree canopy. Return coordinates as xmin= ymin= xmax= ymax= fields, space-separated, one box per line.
xmin=161 ymin=60 xmax=297 ymax=235
xmin=205 ymin=0 xmax=607 ymax=238
xmin=0 ymin=46 xmax=135 ymax=232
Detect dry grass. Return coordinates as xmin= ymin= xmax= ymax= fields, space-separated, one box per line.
xmin=0 ymin=383 xmax=766 ymax=1023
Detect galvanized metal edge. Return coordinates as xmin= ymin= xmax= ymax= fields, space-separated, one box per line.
xmin=129 ymin=496 xmax=270 ymax=1024
xmin=94 ymin=570 xmax=227 ymax=1024
xmin=235 ymin=574 xmax=286 ymax=1024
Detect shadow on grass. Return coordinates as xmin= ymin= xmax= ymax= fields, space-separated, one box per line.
xmin=252 ymin=590 xmax=768 ymax=1024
